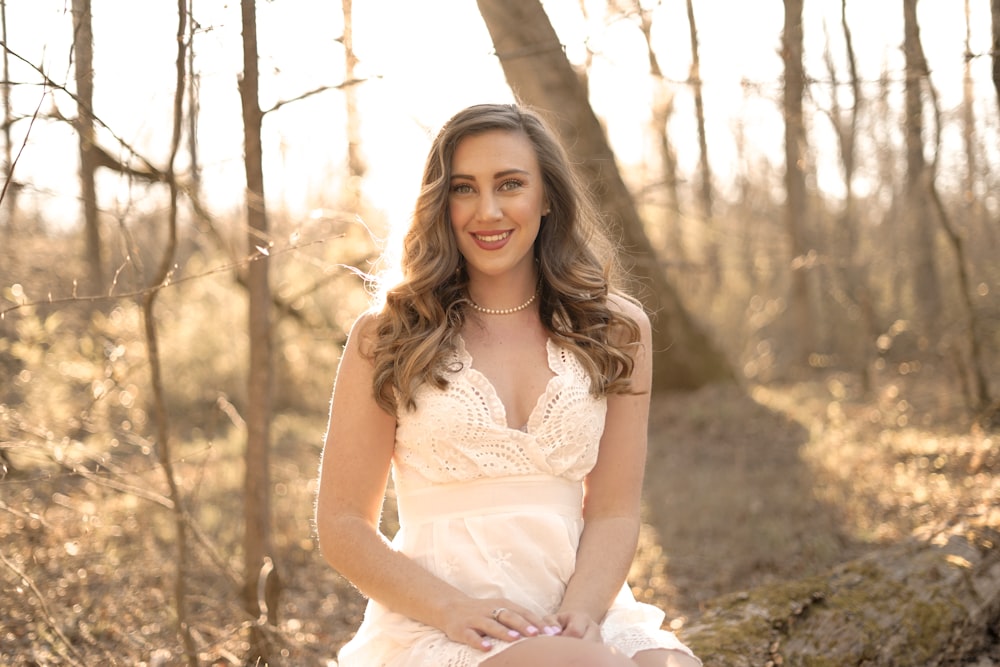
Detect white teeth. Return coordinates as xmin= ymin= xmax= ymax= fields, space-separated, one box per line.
xmin=474 ymin=231 xmax=510 ymax=242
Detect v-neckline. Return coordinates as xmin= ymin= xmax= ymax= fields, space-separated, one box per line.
xmin=455 ymin=334 xmax=559 ymax=433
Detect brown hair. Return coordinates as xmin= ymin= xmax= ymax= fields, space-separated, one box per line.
xmin=369 ymin=103 xmax=641 ymax=413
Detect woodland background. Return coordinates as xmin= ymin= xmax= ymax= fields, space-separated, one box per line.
xmin=1 ymin=0 xmax=999 ymax=665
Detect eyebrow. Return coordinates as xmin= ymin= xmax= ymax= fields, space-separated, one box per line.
xmin=450 ymin=168 xmax=532 ymax=181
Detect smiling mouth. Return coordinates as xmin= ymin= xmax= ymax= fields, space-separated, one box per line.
xmin=473 ymin=231 xmax=511 ymax=243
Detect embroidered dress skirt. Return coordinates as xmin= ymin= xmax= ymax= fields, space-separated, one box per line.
xmin=335 ymin=475 xmax=698 ymax=667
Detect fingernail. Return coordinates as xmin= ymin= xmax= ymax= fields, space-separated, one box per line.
xmin=525 ymin=625 xmax=539 ymax=635
xmin=481 ymin=639 xmax=493 ymax=650
xmin=507 ymin=630 xmax=521 ymax=639
xmin=543 ymin=625 xmax=561 ymax=635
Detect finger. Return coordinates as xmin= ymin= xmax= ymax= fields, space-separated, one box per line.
xmin=461 ymin=628 xmax=494 ymax=652
xmin=511 ymin=609 xmax=548 ymax=637
xmin=540 ymin=614 xmax=564 ymax=636
xmin=559 ymin=616 xmax=591 ymax=639
xmin=488 ymin=607 xmax=537 ymax=639
xmin=492 ymin=623 xmax=525 ymax=642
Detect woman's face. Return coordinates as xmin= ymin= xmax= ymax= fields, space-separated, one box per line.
xmin=448 ymin=129 xmax=548 ymax=282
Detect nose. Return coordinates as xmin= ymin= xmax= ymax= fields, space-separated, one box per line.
xmin=476 ymin=192 xmax=502 ymax=222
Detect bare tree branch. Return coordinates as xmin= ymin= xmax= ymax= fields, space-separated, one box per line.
xmin=263 ymin=76 xmax=369 ymax=115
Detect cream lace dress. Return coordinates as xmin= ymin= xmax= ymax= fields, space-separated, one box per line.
xmin=335 ymin=336 xmax=698 ymax=667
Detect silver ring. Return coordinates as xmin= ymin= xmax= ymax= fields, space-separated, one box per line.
xmin=491 ymin=607 xmax=507 ymax=621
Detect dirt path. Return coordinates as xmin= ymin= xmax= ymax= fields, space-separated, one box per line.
xmin=633 ymin=384 xmax=863 ymax=620
xmin=633 ymin=379 xmax=999 ymax=661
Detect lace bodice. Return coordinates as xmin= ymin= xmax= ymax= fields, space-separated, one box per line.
xmin=392 ymin=336 xmax=608 ymax=490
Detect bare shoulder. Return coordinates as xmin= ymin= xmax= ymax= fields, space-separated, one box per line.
xmin=606 ymin=292 xmax=651 ymax=337
xmin=346 ymin=310 xmax=381 ymax=359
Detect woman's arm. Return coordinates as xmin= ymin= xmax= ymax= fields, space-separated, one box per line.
xmin=555 ymin=297 xmax=653 ymax=637
xmin=315 ymin=314 xmax=544 ymax=650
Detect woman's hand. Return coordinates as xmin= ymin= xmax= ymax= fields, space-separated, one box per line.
xmin=548 ymin=610 xmax=601 ymax=642
xmin=439 ymin=598 xmax=550 ymax=651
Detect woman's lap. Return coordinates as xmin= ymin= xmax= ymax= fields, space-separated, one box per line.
xmin=479 ymin=636 xmax=699 ymax=667
xmin=480 ymin=635 xmax=634 ymax=667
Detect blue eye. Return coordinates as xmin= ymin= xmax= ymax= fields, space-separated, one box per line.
xmin=451 ymin=183 xmax=474 ymax=194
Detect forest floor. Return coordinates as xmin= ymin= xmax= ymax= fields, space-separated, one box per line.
xmin=1 ymin=369 xmax=998 ymax=666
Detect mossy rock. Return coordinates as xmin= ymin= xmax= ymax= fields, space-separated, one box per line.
xmin=682 ymin=525 xmax=1000 ymax=666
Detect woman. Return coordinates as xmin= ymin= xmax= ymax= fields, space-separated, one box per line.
xmin=315 ymin=103 xmax=700 ymax=667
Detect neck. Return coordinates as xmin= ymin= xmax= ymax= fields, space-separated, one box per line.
xmin=467 ymin=288 xmax=537 ymax=316
xmin=465 ymin=264 xmax=538 ymax=302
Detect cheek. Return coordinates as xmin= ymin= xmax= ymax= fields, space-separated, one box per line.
xmin=448 ymin=204 xmax=470 ymax=248
xmin=518 ymin=199 xmax=545 ymax=227
xmin=448 ymin=200 xmax=467 ymax=229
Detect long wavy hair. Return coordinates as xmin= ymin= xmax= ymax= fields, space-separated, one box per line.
xmin=369 ymin=103 xmax=641 ymax=413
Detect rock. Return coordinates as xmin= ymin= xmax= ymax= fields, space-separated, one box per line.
xmin=683 ymin=525 xmax=1000 ymax=666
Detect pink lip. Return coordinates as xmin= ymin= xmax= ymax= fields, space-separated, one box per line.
xmin=470 ymin=229 xmax=513 ymax=251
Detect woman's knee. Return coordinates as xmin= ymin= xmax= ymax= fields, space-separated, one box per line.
xmin=481 ymin=635 xmax=635 ymax=667
xmin=633 ymin=648 xmax=702 ymax=667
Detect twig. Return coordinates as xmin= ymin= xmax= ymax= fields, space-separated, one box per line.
xmin=61 ymin=461 xmax=175 ymax=509
xmin=0 ymin=236 xmax=338 ymax=318
xmin=0 ymin=500 xmax=50 ymax=529
xmin=0 ymin=549 xmax=88 ymax=667
xmin=0 ymin=74 xmax=45 ymax=206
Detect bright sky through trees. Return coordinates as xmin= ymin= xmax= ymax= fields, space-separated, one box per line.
xmin=2 ymin=0 xmax=995 ymax=234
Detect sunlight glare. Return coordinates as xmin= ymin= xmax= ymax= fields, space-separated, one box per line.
xmin=3 ymin=0 xmax=993 ymax=246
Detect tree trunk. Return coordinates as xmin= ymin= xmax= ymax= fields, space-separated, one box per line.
xmin=475 ymin=0 xmax=732 ymax=392
xmin=992 ymin=0 xmax=1000 ymax=117
xmin=685 ymin=0 xmax=718 ymax=285
xmin=731 ymin=92 xmax=765 ymax=296
xmin=684 ymin=525 xmax=1000 ymax=666
xmin=903 ymin=0 xmax=942 ymax=335
xmin=634 ymin=3 xmax=682 ymax=265
xmin=139 ymin=1 xmax=197 ymax=662
xmin=838 ymin=0 xmax=877 ymax=385
xmin=781 ymin=0 xmax=812 ymax=364
xmin=916 ymin=25 xmax=994 ymax=411
xmin=238 ymin=0 xmax=278 ymax=661
xmin=70 ymin=0 xmax=104 ymax=296
xmin=871 ymin=67 xmax=906 ymax=326
xmin=822 ymin=0 xmax=878 ymax=389
xmin=963 ymin=0 xmax=978 ymax=211
xmin=956 ymin=0 xmax=994 ymax=410
xmin=1 ymin=0 xmax=18 ymax=231
xmin=186 ymin=5 xmax=202 ymax=197
xmin=342 ymin=0 xmax=366 ymax=211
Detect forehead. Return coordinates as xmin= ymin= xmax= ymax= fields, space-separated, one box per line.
xmin=450 ymin=129 xmax=539 ymax=173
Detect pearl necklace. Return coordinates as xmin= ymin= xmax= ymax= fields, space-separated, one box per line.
xmin=468 ymin=291 xmax=537 ymax=315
